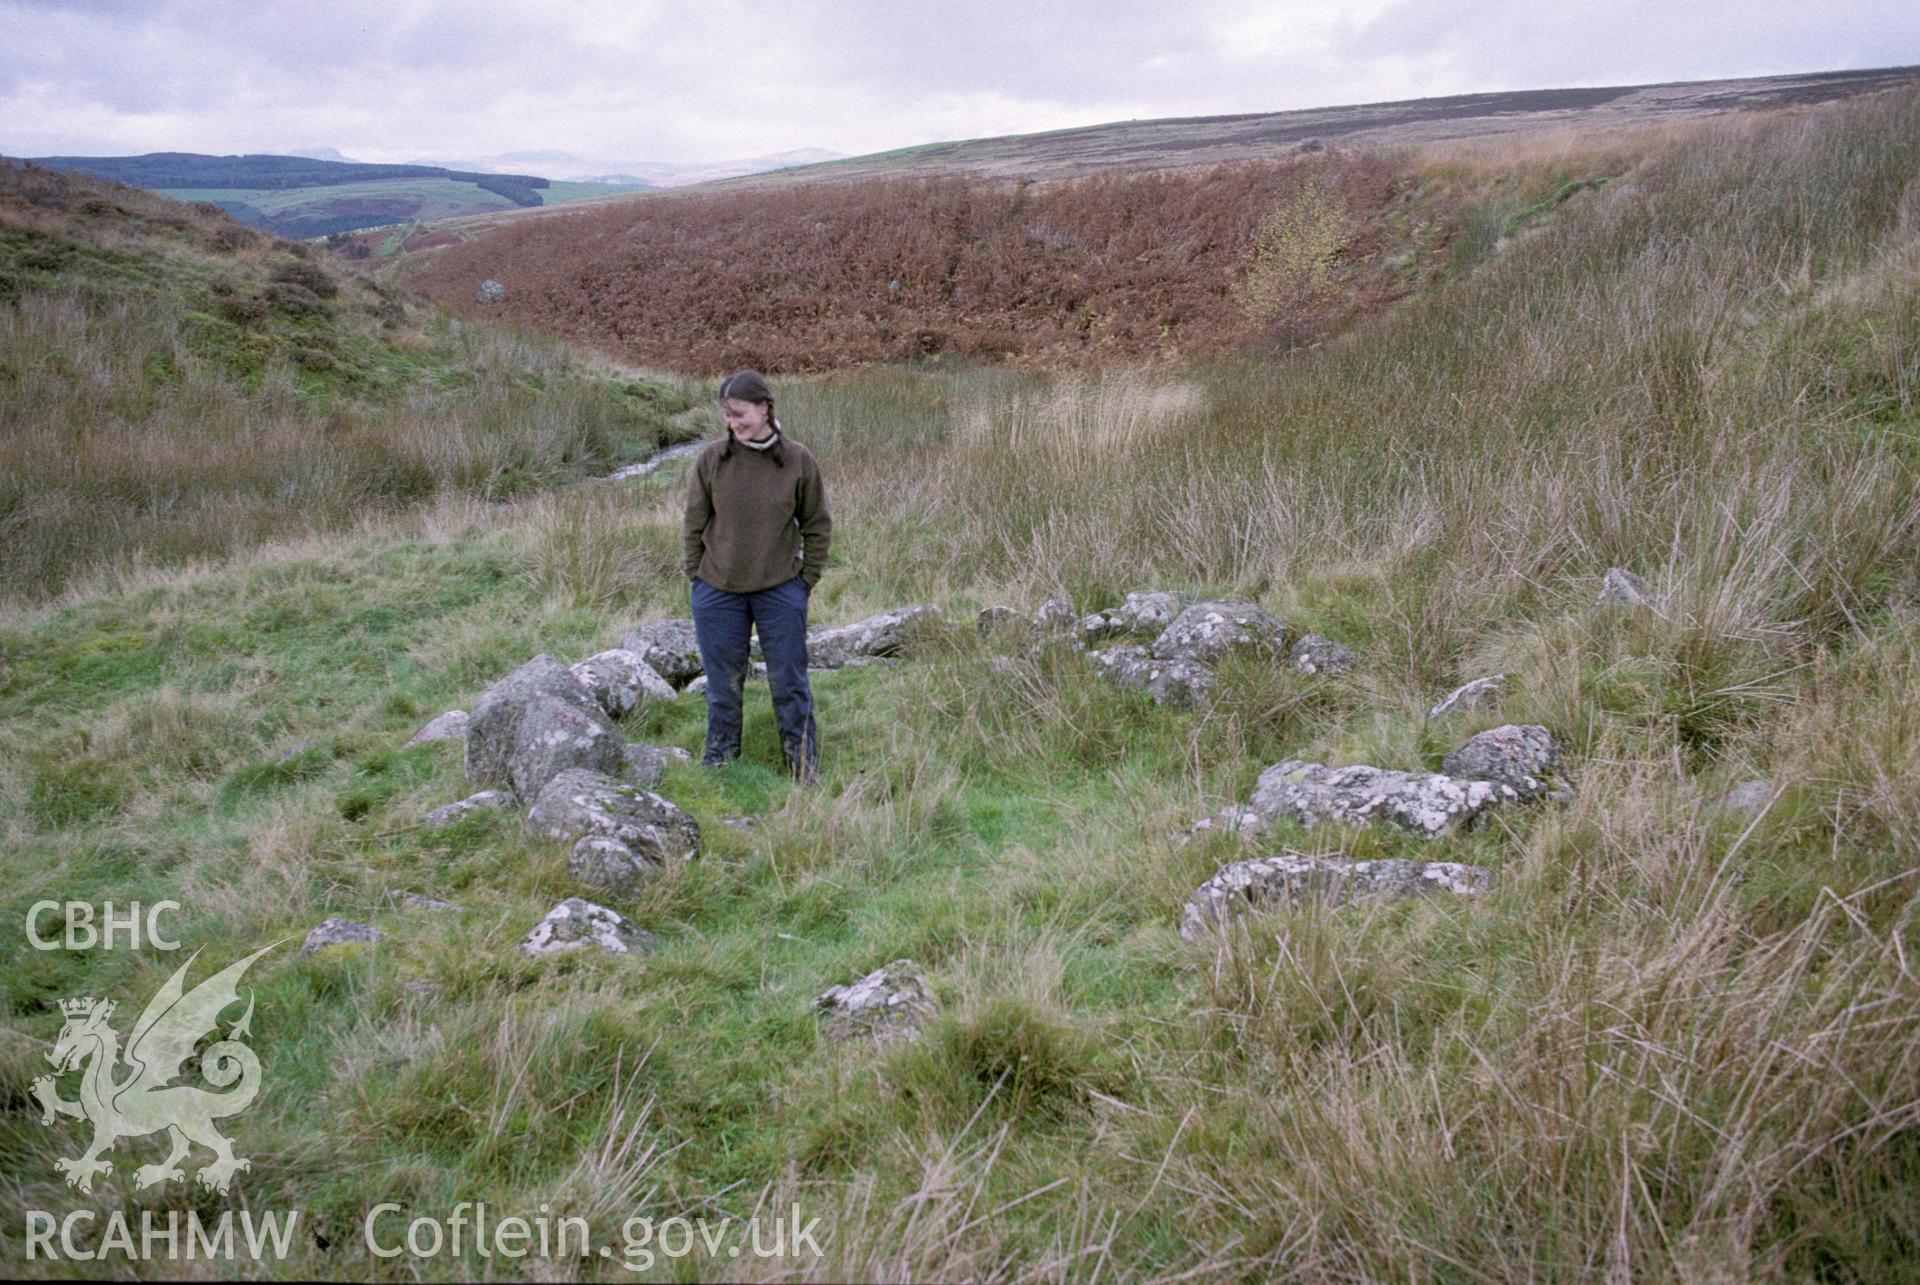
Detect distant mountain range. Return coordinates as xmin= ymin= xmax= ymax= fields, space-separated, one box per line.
xmin=404 ymin=147 xmax=845 ymax=188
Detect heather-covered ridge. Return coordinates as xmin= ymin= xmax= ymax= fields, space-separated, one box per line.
xmin=411 ymin=153 xmax=1444 ymax=371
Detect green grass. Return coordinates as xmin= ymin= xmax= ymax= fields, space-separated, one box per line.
xmin=3 ymin=86 xmax=1920 ymax=1280
xmin=156 ymin=180 xmax=523 ymax=222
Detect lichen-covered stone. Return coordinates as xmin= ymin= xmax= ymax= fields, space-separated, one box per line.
xmin=525 ymin=767 xmax=700 ymax=863
xmin=1113 ymin=590 xmax=1188 ymax=634
xmin=815 ymin=959 xmax=936 ymax=1044
xmin=571 ymin=649 xmax=676 ymax=718
xmin=422 ymin=789 xmax=515 ymax=829
xmin=1288 ymin=634 xmax=1355 ymax=676
xmin=1442 ymin=724 xmax=1569 ymax=802
xmin=301 ymin=918 xmax=382 ymax=957
xmin=1429 ymin=675 xmax=1505 ymax=719
xmin=1077 ymin=610 xmax=1128 ymax=647
xmin=504 ymin=690 xmax=628 ymax=803
xmin=518 ymin=898 xmax=656 ymax=958
xmin=1087 ymin=644 xmax=1216 ymax=707
xmin=1180 ymin=854 xmax=1493 ymax=938
xmin=622 ymin=742 xmax=692 ymax=790
xmin=620 ymin=618 xmax=705 ymax=687
xmin=406 ymin=709 xmax=468 ymax=746
xmin=1031 ymin=594 xmax=1077 ymax=637
xmin=808 ymin=604 xmax=940 ymax=668
xmin=381 ymin=890 xmax=458 ymax=911
xmin=1151 ymin=600 xmax=1287 ymax=664
xmin=465 ymin=655 xmax=621 ymax=802
xmin=569 ymin=835 xmax=659 ymax=896
xmin=1243 ymin=759 xmax=1513 ymax=838
xmin=1597 ymin=567 xmax=1657 ymax=610
xmin=976 ymin=605 xmax=1020 ymax=638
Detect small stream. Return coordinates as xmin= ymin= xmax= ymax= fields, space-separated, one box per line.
xmin=605 ymin=439 xmax=706 ymax=481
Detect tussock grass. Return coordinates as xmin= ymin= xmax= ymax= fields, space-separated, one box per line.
xmin=3 ymin=87 xmax=1920 ymax=1279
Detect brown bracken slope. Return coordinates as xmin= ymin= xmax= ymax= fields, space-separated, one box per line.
xmin=401 ymin=66 xmax=1920 ymax=373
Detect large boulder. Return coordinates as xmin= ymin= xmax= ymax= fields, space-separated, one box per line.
xmin=465 ymin=655 xmax=623 ymax=802
xmin=808 ymin=604 xmax=939 ymax=668
xmin=1150 ymin=600 xmax=1287 ymax=664
xmin=1180 ymin=854 xmax=1493 ymax=939
xmin=1239 ymin=759 xmax=1513 ymax=839
xmin=571 ymin=649 xmax=676 ymax=718
xmin=1086 ymin=644 xmax=1216 ymax=707
xmin=620 ymin=619 xmax=705 ymax=687
xmin=815 ymin=959 xmax=936 ymax=1044
xmin=518 ymin=898 xmax=656 ymax=958
xmin=1442 ymin=725 xmax=1569 ymax=802
xmin=525 ymin=767 xmax=700 ymax=865
xmin=510 ymin=691 xmax=628 ymax=803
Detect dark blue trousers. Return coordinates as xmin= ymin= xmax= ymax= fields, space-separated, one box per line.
xmin=690 ymin=574 xmax=818 ymax=774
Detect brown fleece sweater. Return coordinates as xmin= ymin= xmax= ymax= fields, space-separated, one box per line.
xmin=682 ymin=429 xmax=832 ymax=593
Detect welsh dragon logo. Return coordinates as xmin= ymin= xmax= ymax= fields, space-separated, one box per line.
xmin=31 ymin=943 xmax=278 ymax=1195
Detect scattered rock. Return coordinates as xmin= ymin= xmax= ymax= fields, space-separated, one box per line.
xmin=1180 ymin=854 xmax=1493 ymax=938
xmin=1114 ymin=590 xmax=1188 ymax=634
xmin=977 ymin=605 xmax=1020 ymax=638
xmin=1597 ymin=567 xmax=1658 ymax=610
xmin=509 ymin=691 xmax=628 ymax=803
xmin=1031 ymin=594 xmax=1077 ymax=638
xmin=1287 ymin=634 xmax=1355 ymax=676
xmin=720 ymin=815 xmax=759 ymax=831
xmin=422 ymin=789 xmax=515 ymax=829
xmin=622 ymin=742 xmax=693 ymax=790
xmin=815 ymin=959 xmax=936 ymax=1044
xmin=620 ymin=619 xmax=705 ymax=687
xmin=525 ymin=767 xmax=700 ymax=865
xmin=683 ymin=662 xmax=767 ymax=696
xmin=1151 ymin=600 xmax=1287 ymax=665
xmin=808 ymin=604 xmax=940 ymax=668
xmin=1203 ymin=759 xmax=1515 ymax=840
xmin=1442 ymin=724 xmax=1570 ymax=802
xmin=301 ymin=918 xmax=382 ymax=957
xmin=1429 ymin=676 xmax=1505 ymax=719
xmin=406 ymin=709 xmax=468 ymax=746
xmin=1711 ymin=779 xmax=1774 ymax=817
xmin=1087 ymin=644 xmax=1216 ymax=707
xmin=1077 ymin=610 xmax=1129 ymax=648
xmin=465 ymin=655 xmax=624 ymax=802
xmin=518 ymin=898 xmax=656 ymax=958
xmin=569 ymin=835 xmax=660 ymax=897
xmin=571 ymin=649 xmax=676 ymax=718
xmin=476 ymin=280 xmax=506 ymax=304
xmin=381 ymin=890 xmax=458 ymax=911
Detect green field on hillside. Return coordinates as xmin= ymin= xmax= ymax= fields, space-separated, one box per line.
xmin=3 ymin=88 xmax=1919 ymax=1281
xmin=158 ymin=178 xmax=521 ymax=219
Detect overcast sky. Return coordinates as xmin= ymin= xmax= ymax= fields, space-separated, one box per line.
xmin=4 ymin=0 xmax=1918 ymax=165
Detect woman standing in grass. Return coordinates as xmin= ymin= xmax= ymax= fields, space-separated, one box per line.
xmin=682 ymin=369 xmax=832 ymax=780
